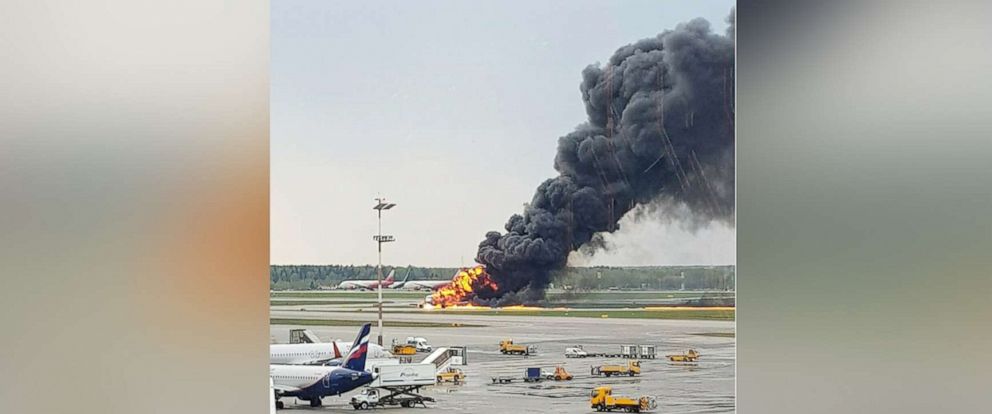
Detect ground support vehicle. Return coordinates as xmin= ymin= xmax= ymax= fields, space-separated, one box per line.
xmin=591 ymin=361 xmax=641 ymax=377
xmin=590 ymin=386 xmax=656 ymax=413
xmin=350 ymin=387 xmax=435 ymax=410
xmin=392 ymin=342 xmax=417 ymax=356
xmin=565 ymin=345 xmax=589 ymax=358
xmin=666 ymin=349 xmax=700 ymax=362
xmin=499 ymin=339 xmax=535 ymax=355
xmin=436 ymin=368 xmax=465 ymax=384
xmin=351 ymin=363 xmax=436 ymax=410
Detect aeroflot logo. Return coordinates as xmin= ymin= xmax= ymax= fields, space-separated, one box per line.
xmin=347 ymin=340 xmax=368 ymax=359
xmin=399 ymin=369 xmax=419 ymax=377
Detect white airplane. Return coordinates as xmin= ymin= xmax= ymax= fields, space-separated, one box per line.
xmin=336 ymin=270 xmax=396 ymax=290
xmin=271 ymin=324 xmax=374 ymax=409
xmin=271 ymin=337 xmax=392 ymax=365
xmin=397 ymin=269 xmax=457 ymax=291
xmin=400 ymin=279 xmax=451 ymax=291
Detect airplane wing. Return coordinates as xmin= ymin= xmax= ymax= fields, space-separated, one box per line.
xmin=298 ymin=356 xmax=345 ymax=366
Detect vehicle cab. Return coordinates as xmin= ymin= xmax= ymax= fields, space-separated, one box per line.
xmin=350 ymin=388 xmax=380 ymax=407
xmin=591 ymin=386 xmax=613 ymax=406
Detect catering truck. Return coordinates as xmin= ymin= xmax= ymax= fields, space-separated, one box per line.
xmin=350 ymin=364 xmax=436 ymax=410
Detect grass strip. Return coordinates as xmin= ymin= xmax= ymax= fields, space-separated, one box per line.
xmin=270 ymin=318 xmax=485 ymax=328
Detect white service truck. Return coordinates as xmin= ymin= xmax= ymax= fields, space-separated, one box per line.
xmin=405 ymin=336 xmax=432 ymax=352
xmin=565 ymin=345 xmax=589 ymax=358
xmin=350 ymin=364 xmax=437 ymax=410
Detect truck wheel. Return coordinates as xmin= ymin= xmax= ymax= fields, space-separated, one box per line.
xmin=359 ymin=402 xmax=369 ymax=410
xmin=629 ymin=372 xmax=635 ymax=376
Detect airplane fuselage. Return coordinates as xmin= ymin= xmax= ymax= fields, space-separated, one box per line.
xmin=270 ymin=364 xmax=372 ymax=400
xmin=271 ymin=342 xmax=391 ymax=365
xmin=400 ymin=280 xmax=450 ymax=290
xmin=270 ymin=343 xmax=340 ymax=365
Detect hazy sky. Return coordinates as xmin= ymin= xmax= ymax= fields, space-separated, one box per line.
xmin=271 ymin=0 xmax=735 ymax=266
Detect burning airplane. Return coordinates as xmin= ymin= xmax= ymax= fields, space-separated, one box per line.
xmin=427 ymin=265 xmax=497 ymax=308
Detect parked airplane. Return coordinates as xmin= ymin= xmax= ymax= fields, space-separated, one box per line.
xmin=336 ymin=270 xmax=395 ymax=290
xmin=387 ymin=268 xmax=413 ymax=289
xmin=270 ymin=340 xmax=343 ymax=365
xmin=270 ymin=323 xmax=374 ymax=408
xmin=271 ymin=335 xmax=392 ymax=365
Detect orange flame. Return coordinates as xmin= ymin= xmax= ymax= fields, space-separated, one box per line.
xmin=430 ymin=265 xmax=498 ymax=308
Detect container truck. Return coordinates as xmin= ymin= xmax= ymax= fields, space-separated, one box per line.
xmin=591 ymin=360 xmax=641 ymax=377
xmin=499 ymin=339 xmax=534 ymax=355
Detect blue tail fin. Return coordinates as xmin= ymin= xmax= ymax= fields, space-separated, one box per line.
xmin=342 ymin=323 xmax=371 ymax=372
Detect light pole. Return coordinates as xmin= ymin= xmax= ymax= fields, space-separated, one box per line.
xmin=372 ymin=198 xmax=396 ymax=346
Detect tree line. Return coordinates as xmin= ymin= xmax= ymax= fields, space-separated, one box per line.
xmin=271 ymin=264 xmax=734 ymax=291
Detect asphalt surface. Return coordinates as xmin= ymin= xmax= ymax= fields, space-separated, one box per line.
xmin=270 ymin=294 xmax=735 ymax=413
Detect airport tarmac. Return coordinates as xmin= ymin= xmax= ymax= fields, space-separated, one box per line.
xmin=270 ymin=293 xmax=734 ymax=413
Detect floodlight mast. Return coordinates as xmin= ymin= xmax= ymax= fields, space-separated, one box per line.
xmin=372 ymin=197 xmax=396 ymax=346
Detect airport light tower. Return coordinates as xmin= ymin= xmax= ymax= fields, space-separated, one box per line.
xmin=372 ymin=197 xmax=396 ymax=346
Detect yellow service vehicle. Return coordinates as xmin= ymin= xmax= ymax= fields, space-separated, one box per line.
xmin=392 ymin=343 xmax=417 ymax=355
xmin=590 ymin=386 xmax=656 ymax=412
xmin=666 ymin=349 xmax=700 ymax=362
xmin=499 ymin=339 xmax=534 ymax=355
xmin=591 ymin=360 xmax=641 ymax=377
xmin=436 ymin=368 xmax=465 ymax=384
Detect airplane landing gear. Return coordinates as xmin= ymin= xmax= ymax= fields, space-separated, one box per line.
xmin=309 ymin=397 xmax=322 ymax=407
xmin=275 ymin=400 xmax=284 ymax=410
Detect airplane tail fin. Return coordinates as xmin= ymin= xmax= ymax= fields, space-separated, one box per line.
xmin=384 ymin=270 xmax=395 ymax=284
xmin=332 ymin=341 xmax=342 ymax=359
xmin=342 ymin=323 xmax=371 ymax=372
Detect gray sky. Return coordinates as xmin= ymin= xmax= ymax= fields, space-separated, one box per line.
xmin=271 ymin=0 xmax=735 ymax=266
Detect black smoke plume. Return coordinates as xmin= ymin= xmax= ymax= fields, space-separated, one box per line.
xmin=475 ymin=13 xmax=735 ymax=304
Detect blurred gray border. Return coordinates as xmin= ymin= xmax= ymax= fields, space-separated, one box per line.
xmin=738 ymin=1 xmax=991 ymax=412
